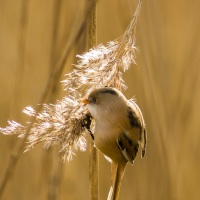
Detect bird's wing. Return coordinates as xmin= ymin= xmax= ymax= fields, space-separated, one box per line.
xmin=129 ymin=100 xmax=147 ymax=157
xmin=117 ymin=132 xmax=139 ymax=163
xmin=120 ymin=101 xmax=147 ymax=159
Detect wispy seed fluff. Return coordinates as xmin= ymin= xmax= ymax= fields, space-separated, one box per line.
xmin=0 ymin=1 xmax=141 ymax=162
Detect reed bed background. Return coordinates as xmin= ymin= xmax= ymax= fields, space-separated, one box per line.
xmin=0 ymin=0 xmax=199 ymax=199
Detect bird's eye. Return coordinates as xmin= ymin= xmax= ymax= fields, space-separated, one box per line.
xmin=92 ymin=98 xmax=97 ymax=104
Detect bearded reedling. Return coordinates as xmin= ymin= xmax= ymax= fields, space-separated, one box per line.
xmin=83 ymin=87 xmax=147 ymax=200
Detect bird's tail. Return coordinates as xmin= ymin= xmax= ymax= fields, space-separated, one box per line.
xmin=107 ymin=161 xmax=127 ymax=200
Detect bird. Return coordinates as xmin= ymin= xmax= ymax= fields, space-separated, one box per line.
xmin=82 ymin=87 xmax=147 ymax=200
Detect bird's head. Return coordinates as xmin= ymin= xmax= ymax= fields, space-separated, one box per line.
xmin=82 ymin=87 xmax=125 ymax=120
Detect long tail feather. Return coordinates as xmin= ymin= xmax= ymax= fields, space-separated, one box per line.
xmin=108 ymin=161 xmax=127 ymax=200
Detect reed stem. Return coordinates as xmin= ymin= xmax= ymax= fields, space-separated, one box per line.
xmin=88 ymin=1 xmax=99 ymax=199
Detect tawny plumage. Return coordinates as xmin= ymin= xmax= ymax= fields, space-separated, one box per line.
xmin=83 ymin=87 xmax=147 ymax=200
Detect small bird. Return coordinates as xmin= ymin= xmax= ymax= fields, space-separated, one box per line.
xmin=82 ymin=87 xmax=147 ymax=200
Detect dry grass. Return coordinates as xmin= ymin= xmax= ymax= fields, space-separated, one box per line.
xmin=0 ymin=0 xmax=200 ymax=199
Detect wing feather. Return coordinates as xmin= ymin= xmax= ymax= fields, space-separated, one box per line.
xmin=127 ymin=101 xmax=147 ymax=158
xmin=117 ymin=133 xmax=139 ymax=163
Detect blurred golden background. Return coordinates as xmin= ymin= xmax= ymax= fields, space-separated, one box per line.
xmin=0 ymin=0 xmax=200 ymax=199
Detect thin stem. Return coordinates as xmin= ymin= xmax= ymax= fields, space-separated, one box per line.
xmin=88 ymin=1 xmax=99 ymax=200
xmin=0 ymin=1 xmax=96 ymax=197
xmin=47 ymin=1 xmax=62 ymax=199
xmin=0 ymin=0 xmax=29 ymax=196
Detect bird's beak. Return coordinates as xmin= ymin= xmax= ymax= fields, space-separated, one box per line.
xmin=82 ymin=99 xmax=90 ymax=104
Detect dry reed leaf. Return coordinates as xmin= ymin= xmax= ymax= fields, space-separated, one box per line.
xmin=0 ymin=0 xmax=142 ymax=162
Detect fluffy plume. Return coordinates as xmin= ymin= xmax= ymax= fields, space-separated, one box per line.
xmin=0 ymin=1 xmax=142 ymax=162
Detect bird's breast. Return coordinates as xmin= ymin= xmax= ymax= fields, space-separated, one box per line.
xmin=94 ymin=122 xmax=125 ymax=163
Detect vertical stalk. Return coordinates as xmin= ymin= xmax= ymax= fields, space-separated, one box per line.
xmin=0 ymin=1 xmax=96 ymax=198
xmin=47 ymin=1 xmax=62 ymax=200
xmin=0 ymin=1 xmax=29 ymax=197
xmin=10 ymin=0 xmax=29 ymax=120
xmin=88 ymin=1 xmax=99 ymax=199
